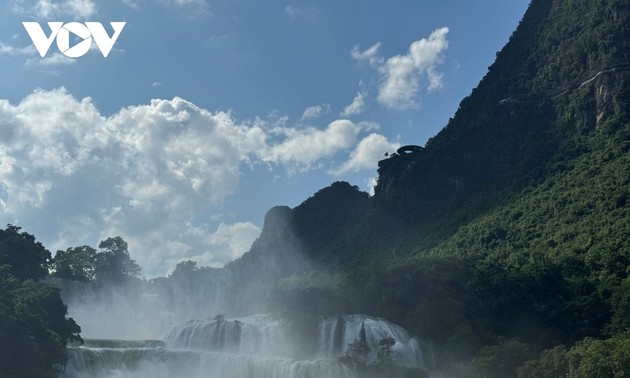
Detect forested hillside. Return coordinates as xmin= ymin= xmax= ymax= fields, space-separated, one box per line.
xmin=2 ymin=0 xmax=629 ymax=377
xmin=242 ymin=0 xmax=630 ymax=376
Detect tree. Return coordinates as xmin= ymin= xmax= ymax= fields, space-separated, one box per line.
xmin=171 ymin=260 xmax=198 ymax=279
xmin=374 ymin=337 xmax=396 ymax=367
xmin=567 ymin=336 xmax=630 ymax=378
xmin=346 ymin=322 xmax=371 ymax=364
xmin=517 ymin=345 xmax=569 ymax=378
xmin=51 ymin=245 xmax=97 ymax=282
xmin=472 ymin=338 xmax=532 ymax=378
xmin=0 ymin=224 xmax=51 ymax=280
xmin=94 ymin=236 xmax=141 ymax=284
xmin=0 ymin=266 xmax=82 ymax=377
xmin=355 ymin=336 xmax=429 ymax=378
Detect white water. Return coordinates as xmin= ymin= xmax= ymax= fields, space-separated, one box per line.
xmin=63 ymin=314 xmax=433 ymax=378
xmin=63 ymin=347 xmax=353 ymax=378
xmin=165 ymin=314 xmax=298 ymax=357
xmin=318 ymin=314 xmax=432 ymax=368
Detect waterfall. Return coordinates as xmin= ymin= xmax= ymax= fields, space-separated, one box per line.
xmin=317 ymin=314 xmax=434 ymax=368
xmin=63 ymin=314 xmax=432 ymax=378
xmin=165 ymin=314 xmax=298 ymax=358
xmin=63 ymin=341 xmax=352 ymax=378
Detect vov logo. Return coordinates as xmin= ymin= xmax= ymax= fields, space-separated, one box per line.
xmin=22 ymin=22 xmax=126 ymax=58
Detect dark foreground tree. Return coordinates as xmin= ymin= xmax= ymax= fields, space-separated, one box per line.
xmin=0 ymin=225 xmax=82 ymax=378
xmin=0 ymin=224 xmax=51 ymax=280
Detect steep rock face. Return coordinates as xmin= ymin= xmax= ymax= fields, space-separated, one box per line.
xmin=291 ymin=182 xmax=370 ymax=262
xmin=227 ymin=205 xmax=306 ymax=284
xmin=375 ymin=0 xmax=630 ymax=230
xmin=227 ymin=1 xmax=630 ymax=276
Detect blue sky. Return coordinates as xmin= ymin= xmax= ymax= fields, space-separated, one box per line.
xmin=0 ymin=0 xmax=530 ymax=277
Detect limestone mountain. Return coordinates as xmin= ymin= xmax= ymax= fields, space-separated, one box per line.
xmin=231 ymin=0 xmax=630 ymax=375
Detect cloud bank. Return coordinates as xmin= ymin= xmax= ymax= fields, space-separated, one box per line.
xmin=0 ymin=89 xmax=393 ymax=276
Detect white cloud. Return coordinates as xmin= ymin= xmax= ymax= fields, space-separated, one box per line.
xmin=188 ymin=222 xmax=261 ymax=267
xmin=0 ymin=89 xmax=376 ymax=276
xmin=120 ymin=0 xmax=139 ymax=9
xmin=367 ymin=176 xmax=378 ymax=196
xmin=332 ymin=133 xmax=400 ymax=175
xmin=378 ymin=27 xmax=449 ymax=109
xmin=260 ymin=120 xmax=363 ymax=171
xmin=351 ymin=42 xmax=382 ymax=67
xmin=341 ymin=92 xmax=366 ymax=117
xmin=0 ymin=89 xmax=265 ymax=276
xmin=0 ymin=42 xmax=34 ymax=56
xmin=351 ymin=28 xmax=449 ymax=110
xmin=26 ymin=52 xmax=76 ymax=66
xmin=301 ymin=104 xmax=330 ymax=120
xmin=12 ymin=0 xmax=96 ymax=18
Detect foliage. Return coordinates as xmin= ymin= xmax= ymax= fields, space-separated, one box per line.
xmin=170 ymin=260 xmax=198 ymax=279
xmin=6 ymin=1 xmax=627 ymax=377
xmin=51 ymin=245 xmax=97 ymax=282
xmin=0 ymin=224 xmax=51 ymax=281
xmin=567 ymin=335 xmax=630 ymax=378
xmin=51 ymin=236 xmax=141 ymax=286
xmin=344 ymin=334 xmax=428 ymax=378
xmin=520 ymin=334 xmax=630 ymax=378
xmin=345 ymin=322 xmax=370 ymax=364
xmin=609 ymin=277 xmax=630 ymax=333
xmin=471 ymin=338 xmax=532 ymax=378
xmin=292 ymin=1 xmax=630 ymax=377
xmin=95 ymin=236 xmax=142 ymax=283
xmin=0 ymin=225 xmax=82 ymax=378
xmin=517 ymin=345 xmax=570 ymax=378
xmin=374 ymin=337 xmax=396 ymax=367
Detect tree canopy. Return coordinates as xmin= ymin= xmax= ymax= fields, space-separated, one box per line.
xmin=0 ymin=225 xmax=82 ymax=378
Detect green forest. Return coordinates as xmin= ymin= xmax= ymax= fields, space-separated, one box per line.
xmin=0 ymin=227 xmax=145 ymax=377
xmin=1 ymin=0 xmax=630 ymax=376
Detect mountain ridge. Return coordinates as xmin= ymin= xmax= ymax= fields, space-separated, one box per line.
xmin=227 ymin=0 xmax=630 ymax=375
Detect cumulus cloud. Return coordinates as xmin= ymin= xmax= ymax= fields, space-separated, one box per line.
xmin=0 ymin=89 xmax=375 ymax=276
xmin=0 ymin=89 xmax=265 ymax=275
xmin=332 ymin=133 xmax=400 ymax=175
xmin=378 ymin=27 xmax=449 ymax=109
xmin=352 ymin=28 xmax=449 ymax=110
xmin=11 ymin=0 xmax=96 ymax=18
xmin=301 ymin=104 xmax=330 ymax=120
xmin=341 ymin=92 xmax=366 ymax=117
xmin=260 ymin=120 xmax=363 ymax=171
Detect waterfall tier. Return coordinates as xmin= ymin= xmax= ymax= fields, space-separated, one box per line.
xmin=63 ymin=313 xmax=433 ymax=378
xmin=165 ymin=314 xmax=434 ymax=368
xmin=63 ymin=344 xmax=353 ymax=378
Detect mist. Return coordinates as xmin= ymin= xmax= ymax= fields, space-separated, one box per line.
xmin=55 ymin=206 xmax=434 ymax=378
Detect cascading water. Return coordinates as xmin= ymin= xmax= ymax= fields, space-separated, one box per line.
xmin=63 ymin=314 xmax=432 ymax=378
xmin=317 ymin=314 xmax=434 ymax=368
